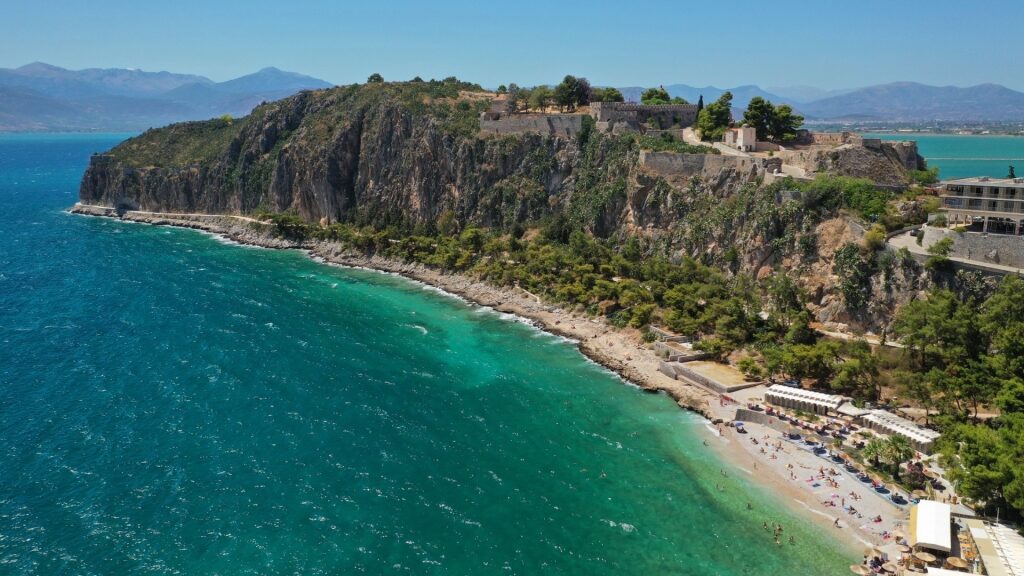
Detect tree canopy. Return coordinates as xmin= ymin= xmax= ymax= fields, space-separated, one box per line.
xmin=553 ymin=75 xmax=591 ymax=112
xmin=742 ymin=97 xmax=804 ymax=142
xmin=592 ymin=87 xmax=624 ymax=103
xmin=367 ymin=73 xmax=384 ymax=83
xmin=696 ymin=91 xmax=733 ymax=141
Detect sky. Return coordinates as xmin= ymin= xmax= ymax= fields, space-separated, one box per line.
xmin=2 ymin=0 xmax=1023 ymax=91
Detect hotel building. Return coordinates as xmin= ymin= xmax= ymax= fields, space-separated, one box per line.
xmin=940 ymin=177 xmax=1024 ymax=234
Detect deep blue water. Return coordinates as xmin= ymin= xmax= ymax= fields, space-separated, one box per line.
xmin=0 ymin=134 xmax=852 ymax=575
xmin=865 ymin=132 xmax=1024 ymax=180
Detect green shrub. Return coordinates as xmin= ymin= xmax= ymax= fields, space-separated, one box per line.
xmin=864 ymin=224 xmax=887 ymax=251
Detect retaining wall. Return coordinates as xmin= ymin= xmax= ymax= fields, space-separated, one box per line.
xmin=639 ymin=151 xmax=782 ymax=180
xmin=922 ymin=226 xmax=1024 ymax=269
xmin=479 ymin=114 xmax=584 ymax=137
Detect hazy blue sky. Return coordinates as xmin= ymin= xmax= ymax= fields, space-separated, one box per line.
xmin=2 ymin=0 xmax=1022 ymax=90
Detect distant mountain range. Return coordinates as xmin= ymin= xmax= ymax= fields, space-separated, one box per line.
xmin=0 ymin=62 xmax=333 ymax=131
xmin=4 ymin=62 xmax=1024 ymax=130
xmin=617 ymin=81 xmax=1024 ymax=123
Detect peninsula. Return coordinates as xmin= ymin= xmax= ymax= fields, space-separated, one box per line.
xmin=72 ymin=75 xmax=1024 ymax=573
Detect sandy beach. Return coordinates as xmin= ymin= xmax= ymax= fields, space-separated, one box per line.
xmin=70 ymin=204 xmax=893 ymax=556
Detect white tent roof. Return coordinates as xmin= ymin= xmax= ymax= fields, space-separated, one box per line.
xmin=837 ymin=402 xmax=869 ymax=417
xmin=911 ymin=500 xmax=952 ymax=553
xmin=969 ymin=519 xmax=1024 ymax=576
xmin=862 ymin=410 xmax=941 ymax=445
xmin=764 ymin=384 xmax=846 ymax=410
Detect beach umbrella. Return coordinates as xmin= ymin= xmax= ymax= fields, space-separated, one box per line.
xmin=897 ymin=544 xmax=911 ymax=553
xmin=881 ymin=562 xmax=898 ymax=573
xmin=914 ymin=551 xmax=937 ymax=564
xmin=946 ymin=557 xmax=969 ymax=569
xmin=850 ymin=565 xmax=871 ymax=575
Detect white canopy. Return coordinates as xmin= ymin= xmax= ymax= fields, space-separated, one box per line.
xmin=764 ymin=384 xmax=847 ymax=414
xmin=862 ymin=410 xmax=941 ymax=451
xmin=911 ymin=500 xmax=952 ymax=553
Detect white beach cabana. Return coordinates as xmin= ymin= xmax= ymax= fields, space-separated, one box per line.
xmin=764 ymin=384 xmax=847 ymax=415
xmin=910 ymin=500 xmax=952 ymax=554
xmin=860 ymin=410 xmax=941 ymax=454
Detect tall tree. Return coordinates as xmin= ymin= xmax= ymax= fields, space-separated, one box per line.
xmin=554 ymin=75 xmax=588 ymax=111
xmin=592 ymin=87 xmax=624 ymax=102
xmin=742 ymin=97 xmax=804 ymax=142
xmin=528 ymin=85 xmax=552 ymax=112
xmin=696 ymin=91 xmax=733 ymax=141
xmin=574 ymin=77 xmax=592 ymax=107
xmin=641 ymin=87 xmax=671 ymax=105
xmin=742 ymin=96 xmax=774 ymax=141
xmin=885 ymin=435 xmax=915 ymax=479
xmin=769 ymin=104 xmax=804 ymax=142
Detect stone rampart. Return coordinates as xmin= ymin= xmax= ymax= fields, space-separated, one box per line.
xmin=590 ymin=102 xmax=699 ymax=130
xmin=479 ymin=114 xmax=584 ymax=138
xmin=639 ymin=151 xmax=782 ymax=181
xmin=804 ymin=131 xmax=864 ymax=146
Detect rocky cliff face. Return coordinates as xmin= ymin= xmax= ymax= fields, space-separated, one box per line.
xmin=79 ymin=81 xmax=924 ymax=334
xmin=780 ymin=141 xmax=926 ymax=187
xmin=81 ymin=83 xmax=584 ymax=231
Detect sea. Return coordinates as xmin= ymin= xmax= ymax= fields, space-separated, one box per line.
xmin=865 ymin=132 xmax=1024 ymax=180
xmin=0 ymin=134 xmax=858 ymax=575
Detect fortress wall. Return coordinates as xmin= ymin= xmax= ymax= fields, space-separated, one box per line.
xmin=639 ymin=151 xmax=782 ymax=180
xmin=479 ymin=114 xmax=584 ymax=137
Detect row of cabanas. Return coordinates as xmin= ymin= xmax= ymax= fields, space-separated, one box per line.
xmin=762 ymin=384 xmax=940 ymax=454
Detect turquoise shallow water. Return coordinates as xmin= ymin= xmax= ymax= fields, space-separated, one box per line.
xmin=864 ymin=132 xmax=1024 ymax=180
xmin=0 ymin=134 xmax=853 ymax=575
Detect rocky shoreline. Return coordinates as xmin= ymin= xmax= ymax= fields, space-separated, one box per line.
xmin=68 ymin=203 xmax=718 ymax=415
xmin=70 ymin=202 xmax=878 ymax=556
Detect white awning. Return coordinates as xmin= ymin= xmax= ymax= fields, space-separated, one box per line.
xmin=837 ymin=402 xmax=869 ymax=417
xmin=911 ymin=500 xmax=952 ymax=553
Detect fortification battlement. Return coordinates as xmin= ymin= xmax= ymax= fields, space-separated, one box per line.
xmin=590 ymin=101 xmax=699 ymax=124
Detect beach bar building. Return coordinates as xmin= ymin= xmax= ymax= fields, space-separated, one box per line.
xmin=861 ymin=410 xmax=941 ymax=454
xmin=764 ymin=385 xmax=847 ymax=415
xmin=910 ymin=500 xmax=952 ymax=554
xmin=965 ymin=518 xmax=1024 ymax=576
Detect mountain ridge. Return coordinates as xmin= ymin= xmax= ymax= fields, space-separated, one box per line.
xmin=0 ymin=62 xmax=333 ymax=131
xmin=613 ymin=81 xmax=1024 ymax=122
